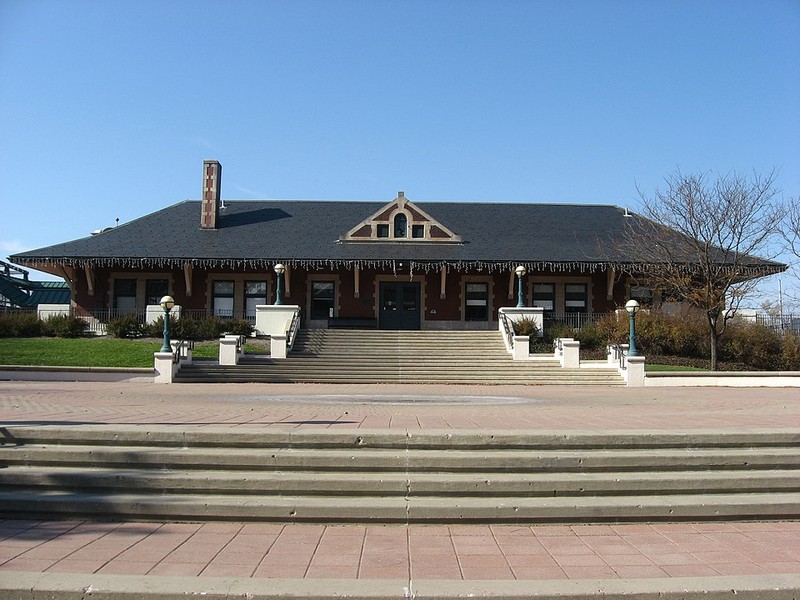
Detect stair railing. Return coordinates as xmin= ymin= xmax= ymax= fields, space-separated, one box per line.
xmin=170 ymin=339 xmax=194 ymax=365
xmin=499 ymin=310 xmax=515 ymax=354
xmin=608 ymin=343 xmax=626 ymax=370
xmin=287 ymin=308 xmax=301 ymax=351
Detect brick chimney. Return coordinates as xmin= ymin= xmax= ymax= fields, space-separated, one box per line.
xmin=201 ymin=160 xmax=222 ymax=229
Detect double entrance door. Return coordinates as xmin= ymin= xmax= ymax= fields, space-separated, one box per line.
xmin=379 ymin=282 xmax=420 ymax=330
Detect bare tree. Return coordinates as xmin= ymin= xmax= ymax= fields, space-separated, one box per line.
xmin=623 ymin=169 xmax=786 ymax=370
xmin=780 ymin=198 xmax=800 ymax=307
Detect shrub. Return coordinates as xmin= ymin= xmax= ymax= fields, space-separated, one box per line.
xmin=635 ymin=312 xmax=675 ymax=355
xmin=592 ymin=312 xmax=627 ymax=343
xmin=41 ymin=315 xmax=88 ymax=338
xmin=195 ymin=317 xmax=229 ymax=340
xmin=512 ymin=316 xmax=539 ymax=337
xmin=106 ymin=314 xmax=144 ymax=338
xmin=0 ymin=312 xmax=42 ymax=337
xmin=574 ymin=322 xmax=607 ymax=350
xmin=145 ymin=316 xmax=252 ymax=341
xmin=570 ymin=305 xmax=795 ymax=371
xmin=582 ymin=307 xmax=710 ymax=359
xmin=223 ymin=319 xmax=254 ymax=337
xmin=542 ymin=320 xmax=577 ymax=344
xmin=171 ymin=316 xmax=199 ymax=340
xmin=781 ymin=333 xmax=800 ymax=371
xmin=721 ymin=321 xmax=783 ymax=371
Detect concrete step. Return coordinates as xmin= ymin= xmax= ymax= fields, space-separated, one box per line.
xmin=4 ymin=465 xmax=799 ymax=496
xmin=174 ymin=328 xmax=622 ymax=384
xmin=1 ymin=489 xmax=797 ymax=523
xmin=1 ymin=426 xmax=798 ymax=523
xmin=8 ymin=426 xmax=795 ymax=449
xmin=6 ymin=444 xmax=800 ymax=471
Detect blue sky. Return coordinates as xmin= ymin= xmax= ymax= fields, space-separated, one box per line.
xmin=2 ymin=0 xmax=799 ymax=296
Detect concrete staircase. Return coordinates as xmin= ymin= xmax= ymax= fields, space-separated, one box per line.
xmin=1 ymin=426 xmax=798 ymax=523
xmin=174 ymin=329 xmax=623 ymax=384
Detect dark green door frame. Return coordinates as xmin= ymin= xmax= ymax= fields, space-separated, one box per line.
xmin=379 ymin=282 xmax=421 ymax=330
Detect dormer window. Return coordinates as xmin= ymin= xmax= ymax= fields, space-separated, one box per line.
xmin=341 ymin=192 xmax=462 ymax=243
xmin=394 ymin=214 xmax=407 ymax=238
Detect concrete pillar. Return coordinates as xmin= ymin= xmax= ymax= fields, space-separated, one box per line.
xmin=255 ymin=305 xmax=300 ymax=336
xmin=560 ymin=339 xmax=580 ymax=368
xmin=153 ymin=352 xmax=175 ymax=384
xmin=626 ymin=356 xmax=646 ymax=387
xmin=270 ymin=334 xmax=288 ymax=359
xmin=512 ymin=336 xmax=529 ymax=360
xmin=219 ymin=337 xmax=240 ymax=366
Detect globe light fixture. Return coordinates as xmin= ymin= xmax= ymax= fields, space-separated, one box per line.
xmin=515 ymin=265 xmax=527 ymax=308
xmin=159 ymin=295 xmax=175 ymax=352
xmin=274 ymin=263 xmax=285 ymax=305
xmin=625 ymin=299 xmax=640 ymax=357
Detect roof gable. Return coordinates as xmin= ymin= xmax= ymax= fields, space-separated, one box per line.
xmin=341 ymin=192 xmax=462 ymax=243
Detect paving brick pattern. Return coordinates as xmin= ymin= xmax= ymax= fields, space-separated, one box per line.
xmin=1 ymin=381 xmax=799 ymax=430
xmin=2 ymin=520 xmax=799 ymax=580
xmin=1 ymin=380 xmax=800 ymax=584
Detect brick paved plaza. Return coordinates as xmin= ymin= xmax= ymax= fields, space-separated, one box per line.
xmin=1 ymin=380 xmax=799 ymax=598
xmin=2 ymin=380 xmax=799 ymax=430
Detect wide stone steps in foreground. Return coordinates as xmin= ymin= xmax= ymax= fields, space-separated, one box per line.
xmin=174 ymin=329 xmax=623 ymax=384
xmin=1 ymin=426 xmax=798 ymax=523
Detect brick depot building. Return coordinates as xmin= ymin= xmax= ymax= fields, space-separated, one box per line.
xmin=9 ymin=161 xmax=785 ymax=331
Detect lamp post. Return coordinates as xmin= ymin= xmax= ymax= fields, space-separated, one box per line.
xmin=159 ymin=295 xmax=175 ymax=353
xmin=515 ymin=265 xmax=526 ymax=308
xmin=625 ymin=299 xmax=640 ymax=357
xmin=274 ymin=263 xmax=285 ymax=305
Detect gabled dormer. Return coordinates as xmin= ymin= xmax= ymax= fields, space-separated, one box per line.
xmin=341 ymin=192 xmax=462 ymax=243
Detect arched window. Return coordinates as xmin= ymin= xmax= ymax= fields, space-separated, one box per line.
xmin=394 ymin=213 xmax=407 ymax=238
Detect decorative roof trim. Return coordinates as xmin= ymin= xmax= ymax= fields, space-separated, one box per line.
xmin=341 ymin=192 xmax=462 ymax=243
xmin=12 ymin=256 xmax=787 ymax=279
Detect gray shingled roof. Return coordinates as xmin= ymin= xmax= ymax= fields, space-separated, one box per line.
xmin=9 ymin=200 xmax=787 ymax=275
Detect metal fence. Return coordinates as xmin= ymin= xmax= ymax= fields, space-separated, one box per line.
xmin=738 ymin=313 xmax=800 ymax=334
xmin=543 ymin=312 xmax=606 ymax=331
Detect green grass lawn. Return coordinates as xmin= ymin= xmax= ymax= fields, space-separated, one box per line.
xmin=1 ymin=337 xmax=711 ymax=371
xmin=645 ymin=363 xmax=708 ymax=372
xmin=0 ymin=337 xmax=273 ymax=368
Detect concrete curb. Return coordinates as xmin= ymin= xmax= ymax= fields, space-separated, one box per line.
xmin=1 ymin=572 xmax=799 ymax=599
xmin=0 ymin=365 xmax=152 ymax=383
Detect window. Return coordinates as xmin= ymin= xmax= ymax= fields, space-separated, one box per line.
xmin=464 ymin=282 xmax=489 ymax=321
xmin=311 ymin=281 xmax=335 ymax=320
xmin=213 ymin=280 xmax=235 ymax=318
xmin=113 ymin=279 xmax=137 ymax=312
xmin=630 ymin=286 xmax=654 ymax=307
xmin=145 ymin=279 xmax=168 ymax=306
xmin=394 ymin=213 xmax=407 ymax=238
xmin=412 ymin=224 xmax=424 ymax=238
xmin=533 ymin=283 xmax=555 ymax=312
xmin=564 ymin=283 xmax=588 ymax=313
xmin=377 ymin=224 xmax=389 ymax=238
xmin=244 ymin=281 xmax=267 ymax=319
